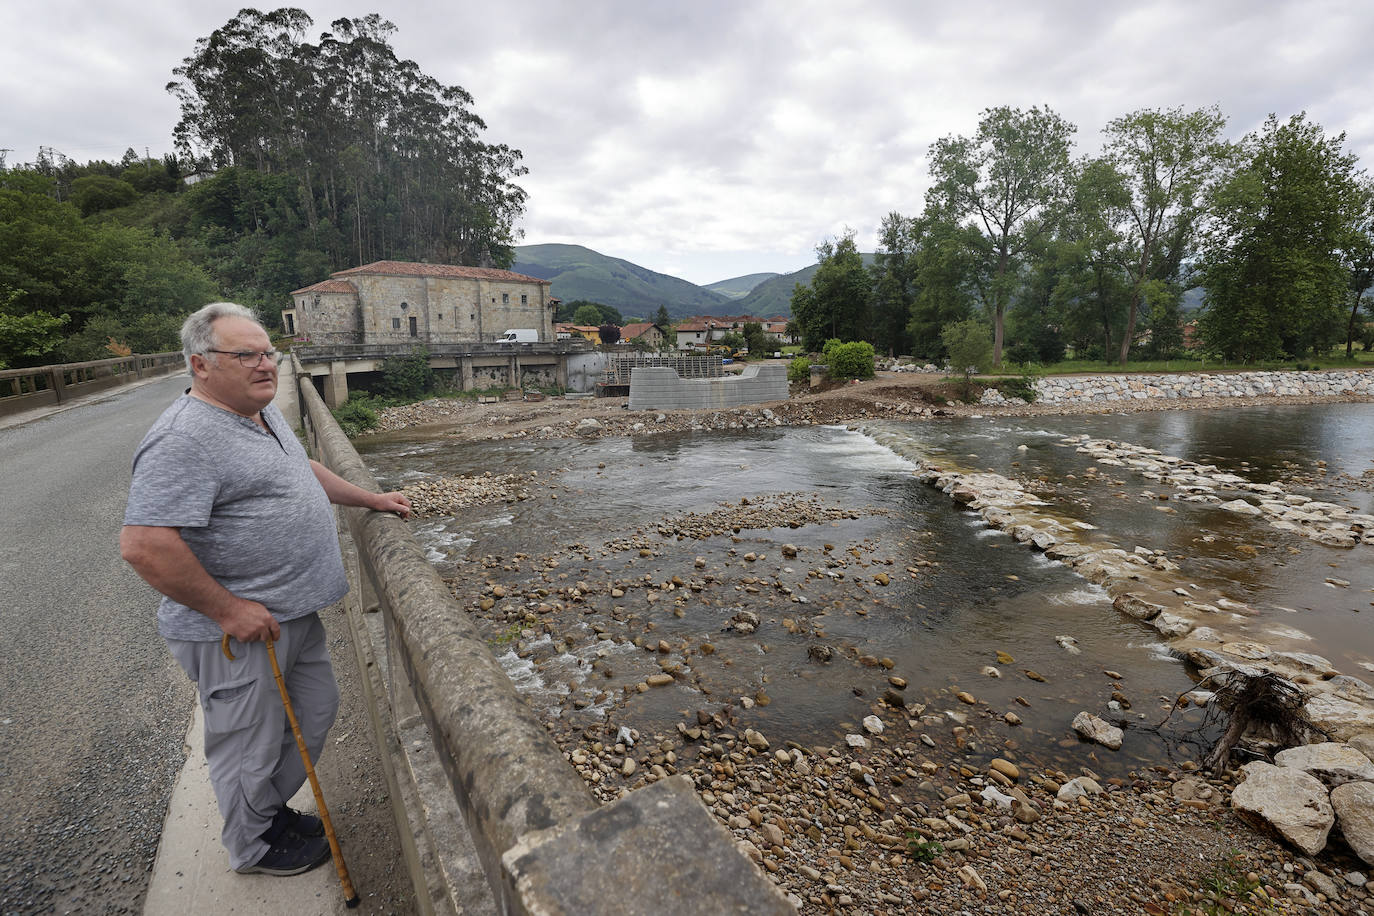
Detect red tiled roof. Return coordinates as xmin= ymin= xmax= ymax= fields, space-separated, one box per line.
xmin=675 ymin=321 xmax=710 ymax=332
xmin=290 ymin=279 xmax=357 ymax=296
xmin=620 ymin=322 xmax=661 ymax=340
xmin=331 ymin=260 xmax=550 ymax=285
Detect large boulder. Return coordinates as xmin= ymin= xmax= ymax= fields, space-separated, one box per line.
xmin=1071 ymin=712 xmax=1123 ymax=750
xmin=1331 ymin=782 xmax=1374 ymax=866
xmin=1275 ymin=743 xmax=1374 ymax=786
xmin=1306 ymin=694 xmax=1374 ymax=742
xmin=1231 ymin=762 xmax=1334 ymax=856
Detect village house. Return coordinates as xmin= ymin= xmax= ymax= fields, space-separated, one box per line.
xmin=555 ymin=323 xmax=603 ymax=345
xmin=286 ymin=260 xmax=555 ymax=346
xmin=617 ymin=322 xmax=670 ymax=349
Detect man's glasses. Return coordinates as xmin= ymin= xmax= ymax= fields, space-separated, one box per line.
xmin=206 ymin=349 xmax=279 ymax=368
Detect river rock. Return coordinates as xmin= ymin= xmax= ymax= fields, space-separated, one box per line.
xmin=1057 ymin=776 xmax=1104 ymax=801
xmin=1113 ymin=593 xmax=1163 ymax=621
xmin=980 ymin=785 xmax=1015 ymax=809
xmin=1153 ymin=612 xmax=1195 ymax=638
xmin=1219 ymin=498 xmax=1262 ymax=515
xmin=575 ymin=418 xmax=603 ymax=433
xmin=1072 ymin=711 xmax=1123 ymax=750
xmin=1306 ymin=694 xmax=1374 ymax=742
xmin=1231 ymin=761 xmax=1334 ymax=856
xmin=1275 ymin=743 xmax=1374 ymax=786
xmin=990 ymin=758 xmax=1019 ymax=780
xmin=1171 ymin=775 xmax=1218 ymax=804
xmin=1332 ymin=782 xmax=1374 ymax=866
xmin=862 ymin=715 xmax=884 ymax=735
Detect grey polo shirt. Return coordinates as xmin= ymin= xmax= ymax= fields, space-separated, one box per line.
xmin=124 ymin=395 xmax=348 ymax=641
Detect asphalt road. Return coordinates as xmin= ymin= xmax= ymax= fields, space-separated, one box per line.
xmin=0 ymin=376 xmax=195 ymax=914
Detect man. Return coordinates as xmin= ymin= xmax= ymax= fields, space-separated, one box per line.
xmin=121 ymin=302 xmax=411 ymax=876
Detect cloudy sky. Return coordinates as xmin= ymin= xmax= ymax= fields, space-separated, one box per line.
xmin=5 ymin=0 xmax=1372 ymax=285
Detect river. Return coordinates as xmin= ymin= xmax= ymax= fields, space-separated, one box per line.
xmin=356 ymin=402 xmax=1374 ymax=776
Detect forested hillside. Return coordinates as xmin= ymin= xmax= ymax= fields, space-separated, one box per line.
xmin=0 ymin=9 xmax=526 ymax=368
xmin=512 ymin=244 xmax=733 ymax=317
xmin=703 ymin=273 xmax=779 ymax=300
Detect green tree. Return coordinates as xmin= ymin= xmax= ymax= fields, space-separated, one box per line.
xmin=907 ymin=215 xmax=981 ymax=360
xmin=572 ymin=303 xmax=604 ymax=326
xmin=1051 ymin=158 xmax=1132 ymax=359
xmin=741 ymin=321 xmax=768 ymax=355
xmin=927 ymin=105 xmax=1076 ymax=367
xmin=1342 ymin=179 xmax=1374 ymax=358
xmin=1198 ymin=113 xmax=1364 ymax=360
xmin=789 ymin=230 xmax=871 ymax=351
xmin=940 ymin=319 xmax=993 ymax=374
xmin=870 ymin=211 xmax=920 ymax=356
xmin=70 ymin=176 xmax=138 ymax=216
xmin=168 ymin=9 xmax=527 ymax=273
xmin=0 ymin=307 xmax=69 ymax=369
xmin=1102 ymin=106 xmax=1230 ymax=363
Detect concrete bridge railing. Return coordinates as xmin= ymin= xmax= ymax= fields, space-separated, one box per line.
xmin=0 ymin=352 xmax=185 ymax=418
xmin=294 ymin=356 xmax=793 ymax=915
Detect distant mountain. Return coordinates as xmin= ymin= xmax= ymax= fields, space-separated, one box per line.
xmin=736 ymin=253 xmax=877 ymax=317
xmin=512 ymin=244 xmax=731 ymax=318
xmin=703 ymin=273 xmax=780 ymax=300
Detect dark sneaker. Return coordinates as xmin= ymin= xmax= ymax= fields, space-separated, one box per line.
xmin=276 ymin=805 xmax=325 ymax=838
xmin=237 ymin=831 xmax=331 ymax=876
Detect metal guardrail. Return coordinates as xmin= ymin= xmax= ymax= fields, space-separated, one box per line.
xmin=293 ymin=355 xmax=793 ymax=915
xmin=295 ymin=340 xmax=591 ymax=362
xmin=0 ymin=352 xmax=185 ymax=417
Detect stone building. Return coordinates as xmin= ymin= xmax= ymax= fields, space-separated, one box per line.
xmin=286 ymin=260 xmax=555 ymax=346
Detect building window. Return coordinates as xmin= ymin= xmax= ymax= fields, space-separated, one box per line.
xmin=437 ymin=312 xmax=443 ymax=320
xmin=409 ymin=316 xmax=418 ymax=337
xmin=470 ymin=313 xmax=476 ymax=320
xmin=392 ymin=318 xmax=401 ymax=330
xmin=502 ymin=293 xmax=510 ymax=304
xmin=521 ymin=294 xmax=528 ymax=304
xmin=400 ymin=301 xmax=409 ymax=311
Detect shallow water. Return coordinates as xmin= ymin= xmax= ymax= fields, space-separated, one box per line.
xmin=357 ymin=402 xmax=1374 ymax=773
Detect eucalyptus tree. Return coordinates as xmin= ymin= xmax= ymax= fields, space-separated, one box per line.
xmin=1198 ymin=113 xmax=1364 ymax=360
xmin=926 ymin=105 xmax=1076 ymax=366
xmin=168 ymin=8 xmax=527 ymax=273
xmin=1101 ymin=106 xmax=1230 ymax=364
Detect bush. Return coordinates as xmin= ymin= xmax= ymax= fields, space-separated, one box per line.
xmin=379 ymin=348 xmax=434 ymax=400
xmin=1004 ymin=340 xmax=1039 ymax=366
xmin=331 ymin=395 xmax=381 ymax=437
xmin=787 ymin=355 xmax=812 ymax=383
xmin=827 ymin=341 xmax=876 ymax=380
xmin=995 ymin=373 xmax=1039 ymax=402
xmin=940 ymin=320 xmax=993 ymax=374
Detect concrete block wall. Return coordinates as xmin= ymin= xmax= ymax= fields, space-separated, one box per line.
xmin=628 ymin=364 xmax=789 ymax=410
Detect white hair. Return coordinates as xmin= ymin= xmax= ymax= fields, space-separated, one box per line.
xmin=181 ymin=302 xmax=261 ymax=363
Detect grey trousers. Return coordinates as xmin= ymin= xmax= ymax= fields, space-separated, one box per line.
xmin=167 ymin=613 xmax=339 ymax=870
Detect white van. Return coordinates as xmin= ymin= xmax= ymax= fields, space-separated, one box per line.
xmin=497 ymin=329 xmax=538 ymax=343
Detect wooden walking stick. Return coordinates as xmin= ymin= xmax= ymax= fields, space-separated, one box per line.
xmin=222 ymin=634 xmax=359 ymax=907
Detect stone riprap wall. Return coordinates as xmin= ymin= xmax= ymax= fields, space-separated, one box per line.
xmin=628 ymin=364 xmax=788 ymax=410
xmin=989 ymin=369 xmax=1374 ymax=406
